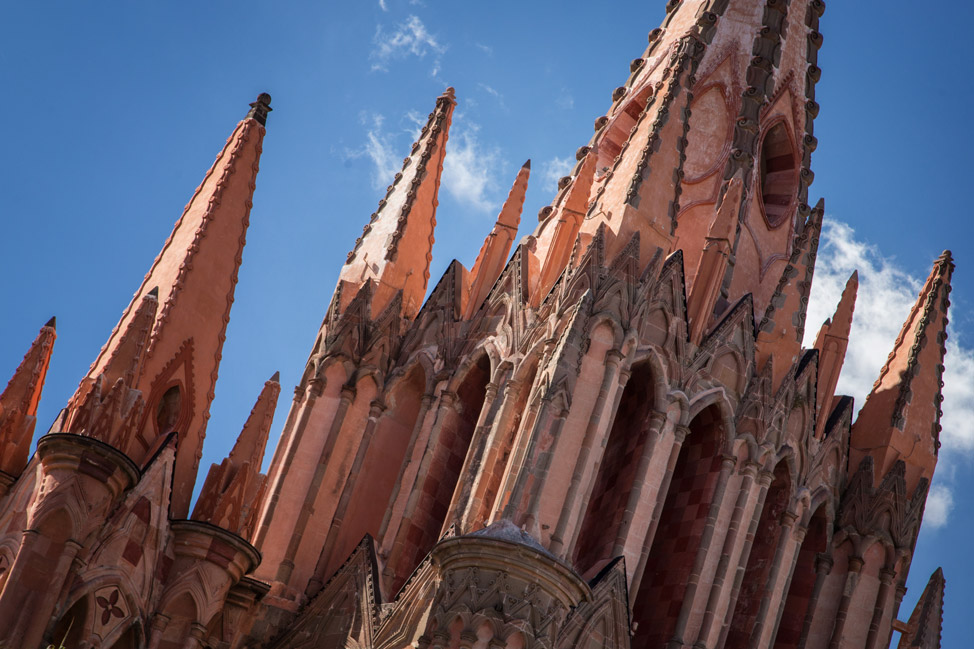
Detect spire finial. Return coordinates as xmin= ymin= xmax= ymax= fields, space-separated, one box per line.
xmin=247 ymin=92 xmax=273 ymax=126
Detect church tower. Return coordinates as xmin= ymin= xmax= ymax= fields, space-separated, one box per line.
xmin=0 ymin=2 xmax=954 ymax=649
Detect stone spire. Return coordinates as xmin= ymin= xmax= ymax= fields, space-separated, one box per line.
xmin=76 ymin=93 xmax=271 ymax=517
xmin=193 ymin=372 xmax=280 ymax=540
xmin=338 ymin=88 xmax=456 ymax=320
xmin=0 ymin=318 xmax=56 ymax=478
xmin=532 ymin=149 xmax=598 ymax=305
xmin=465 ymin=161 xmax=529 ymax=318
xmin=755 ymin=200 xmax=824 ymax=389
xmin=851 ymin=252 xmax=953 ymax=491
xmin=812 ymin=271 xmax=858 ymax=439
xmin=897 ymin=568 xmax=945 ymax=649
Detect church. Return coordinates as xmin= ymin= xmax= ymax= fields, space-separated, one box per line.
xmin=0 ymin=1 xmax=949 ymax=648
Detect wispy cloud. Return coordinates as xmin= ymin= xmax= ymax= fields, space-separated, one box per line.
xmin=378 ymin=0 xmax=388 ymax=11
xmin=442 ymin=123 xmax=503 ymax=214
xmin=342 ymin=112 xmax=400 ymax=190
xmin=371 ymin=15 xmax=445 ymax=76
xmin=557 ymin=88 xmax=575 ymax=111
xmin=478 ymin=83 xmax=506 ymax=110
xmin=540 ymin=156 xmax=574 ymax=194
xmin=804 ymin=220 xmax=974 ymax=528
xmin=476 ymin=42 xmax=493 ymax=56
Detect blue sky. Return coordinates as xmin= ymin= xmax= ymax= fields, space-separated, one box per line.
xmin=1 ymin=2 xmax=971 ymax=644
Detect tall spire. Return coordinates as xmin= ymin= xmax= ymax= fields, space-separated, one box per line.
xmin=532 ymin=149 xmax=598 ymax=305
xmin=812 ymin=271 xmax=858 ymax=439
xmin=75 ymin=93 xmax=271 ymax=517
xmin=465 ymin=161 xmax=529 ymax=318
xmin=193 ymin=372 xmax=281 ymax=540
xmin=851 ymin=252 xmax=953 ymax=491
xmin=897 ymin=568 xmax=945 ymax=649
xmin=0 ymin=319 xmax=56 ymax=478
xmin=338 ymin=88 xmax=456 ymax=320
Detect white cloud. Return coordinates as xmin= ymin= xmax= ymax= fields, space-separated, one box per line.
xmin=378 ymin=0 xmax=388 ymax=11
xmin=804 ymin=219 xmax=974 ymax=528
xmin=442 ymin=124 xmax=503 ymax=214
xmin=557 ymin=88 xmax=575 ymax=111
xmin=370 ymin=15 xmax=445 ymax=75
xmin=478 ymin=83 xmax=506 ymax=110
xmin=476 ymin=42 xmax=493 ymax=56
xmin=342 ymin=113 xmax=400 ymax=190
xmin=540 ymin=156 xmax=574 ymax=194
xmin=924 ymin=484 xmax=954 ymax=528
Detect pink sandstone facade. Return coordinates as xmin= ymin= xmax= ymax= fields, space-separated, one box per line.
xmin=0 ymin=2 xmax=952 ymax=648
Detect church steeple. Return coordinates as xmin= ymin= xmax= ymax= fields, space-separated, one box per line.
xmin=0 ymin=318 xmax=56 ymax=479
xmin=72 ymin=93 xmax=271 ymax=517
xmin=338 ymin=88 xmax=456 ymax=320
xmin=812 ymin=270 xmax=858 ymax=439
xmin=850 ymin=252 xmax=953 ymax=491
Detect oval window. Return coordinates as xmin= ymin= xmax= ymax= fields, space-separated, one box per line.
xmin=758 ymin=121 xmax=798 ymax=228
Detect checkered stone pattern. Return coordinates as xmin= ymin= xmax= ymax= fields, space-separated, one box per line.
xmin=631 ymin=429 xmax=722 ymax=649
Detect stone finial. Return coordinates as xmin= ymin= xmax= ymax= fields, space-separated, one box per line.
xmin=246 ymin=92 xmax=273 ymax=126
xmin=813 ymin=270 xmax=858 ymax=439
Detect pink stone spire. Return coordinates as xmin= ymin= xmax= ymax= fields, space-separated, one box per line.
xmin=851 ymin=251 xmax=953 ymax=491
xmin=812 ymin=270 xmax=858 ymax=439
xmin=78 ymin=93 xmax=271 ymax=517
xmin=897 ymin=568 xmax=945 ymax=649
xmin=532 ymin=149 xmax=598 ymax=305
xmin=465 ymin=160 xmax=529 ymax=318
xmin=0 ymin=318 xmax=56 ymax=477
xmin=193 ymin=371 xmax=281 ymax=540
xmin=338 ymin=88 xmax=456 ymax=320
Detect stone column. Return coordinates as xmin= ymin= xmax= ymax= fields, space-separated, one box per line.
xmin=145 ymin=613 xmax=170 ymax=649
xmin=667 ymin=454 xmax=737 ymax=649
xmin=796 ymin=553 xmax=833 ymax=649
xmin=629 ymin=424 xmax=688 ymax=602
xmin=458 ymin=377 xmax=522 ymax=530
xmin=277 ymin=383 xmax=357 ymax=584
xmin=309 ymin=400 xmax=386 ymax=591
xmin=694 ymin=461 xmax=759 ymax=647
xmin=864 ymin=565 xmax=897 ymax=649
xmin=610 ymin=408 xmax=669 ymax=558
xmin=828 ymin=554 xmax=864 ymax=649
xmin=715 ymin=468 xmax=773 ymax=649
xmin=549 ymin=350 xmax=625 ymax=556
xmin=750 ymin=510 xmax=800 ymax=647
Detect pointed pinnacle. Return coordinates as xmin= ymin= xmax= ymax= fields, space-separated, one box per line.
xmin=246 ymin=92 xmax=273 ymax=126
xmin=270 ymin=371 xmax=281 ymax=383
xmin=44 ymin=316 xmax=56 ymax=329
xmin=147 ymin=286 xmax=160 ymax=298
xmin=522 ymin=159 xmax=531 ymax=169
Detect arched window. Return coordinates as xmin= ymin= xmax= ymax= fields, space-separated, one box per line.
xmin=758 ymin=121 xmax=798 ymax=228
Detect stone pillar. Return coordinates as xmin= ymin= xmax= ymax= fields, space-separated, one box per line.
xmin=750 ymin=510 xmax=800 ymax=647
xmin=277 ymin=383 xmax=357 ymax=584
xmin=610 ymin=408 xmax=668 ymax=558
xmin=828 ymin=554 xmax=864 ymax=649
xmin=629 ymin=424 xmax=688 ymax=601
xmin=694 ymin=461 xmax=759 ymax=647
xmin=549 ymin=349 xmax=625 ymax=557
xmin=667 ymin=454 xmax=737 ymax=649
xmin=458 ymin=377 xmax=522 ymax=530
xmin=311 ymin=400 xmax=386 ymax=589
xmin=796 ymin=553 xmax=833 ymax=649
xmin=715 ymin=468 xmax=773 ymax=649
xmin=379 ymin=392 xmax=437 ymax=538
xmin=864 ymin=565 xmax=897 ymax=649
